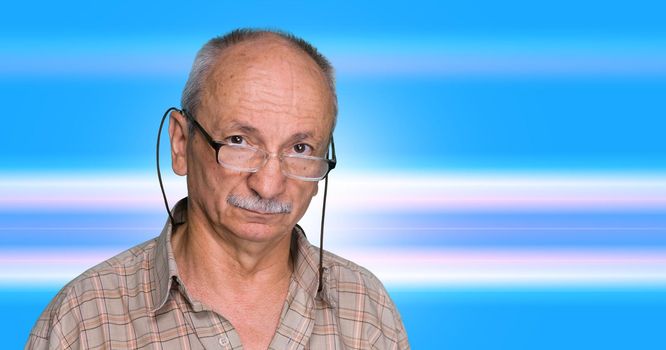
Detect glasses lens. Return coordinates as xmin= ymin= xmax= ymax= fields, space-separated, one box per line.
xmin=217 ymin=144 xmax=263 ymax=171
xmin=282 ymin=155 xmax=329 ymax=181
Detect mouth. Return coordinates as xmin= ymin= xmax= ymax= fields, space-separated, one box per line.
xmin=233 ymin=204 xmax=282 ymax=216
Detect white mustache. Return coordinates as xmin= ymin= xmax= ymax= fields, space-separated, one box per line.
xmin=227 ymin=194 xmax=292 ymax=214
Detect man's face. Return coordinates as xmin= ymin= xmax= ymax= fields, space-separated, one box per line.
xmin=183 ymin=37 xmax=335 ymax=244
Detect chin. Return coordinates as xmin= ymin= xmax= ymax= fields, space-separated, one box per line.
xmin=230 ymin=221 xmax=292 ymax=243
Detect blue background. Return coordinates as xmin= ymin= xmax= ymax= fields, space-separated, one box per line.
xmin=2 ymin=1 xmax=666 ymax=348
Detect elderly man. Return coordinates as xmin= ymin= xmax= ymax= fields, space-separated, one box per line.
xmin=27 ymin=29 xmax=409 ymax=349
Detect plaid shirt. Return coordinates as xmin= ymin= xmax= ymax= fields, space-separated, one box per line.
xmin=26 ymin=200 xmax=409 ymax=349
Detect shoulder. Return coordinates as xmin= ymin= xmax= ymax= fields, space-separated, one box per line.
xmin=320 ymin=249 xmax=410 ymax=349
xmin=62 ymin=237 xmax=158 ymax=299
xmin=322 ymin=249 xmax=388 ymax=300
xmin=26 ymin=238 xmax=159 ymax=348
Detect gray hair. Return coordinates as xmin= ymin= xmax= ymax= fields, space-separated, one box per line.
xmin=181 ymin=28 xmax=338 ymax=132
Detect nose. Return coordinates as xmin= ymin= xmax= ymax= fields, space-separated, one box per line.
xmin=246 ymin=153 xmax=287 ymax=200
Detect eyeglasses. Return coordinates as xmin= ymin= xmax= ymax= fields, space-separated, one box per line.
xmin=181 ymin=109 xmax=336 ymax=182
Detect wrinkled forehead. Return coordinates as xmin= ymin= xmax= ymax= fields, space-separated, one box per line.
xmin=199 ymin=36 xmax=336 ymax=134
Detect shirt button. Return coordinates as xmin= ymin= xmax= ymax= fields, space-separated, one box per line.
xmin=218 ymin=336 xmax=230 ymax=348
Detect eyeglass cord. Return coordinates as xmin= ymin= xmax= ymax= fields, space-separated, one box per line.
xmin=317 ymin=173 xmax=329 ymax=292
xmin=157 ymin=107 xmax=330 ymax=293
xmin=157 ymin=107 xmax=181 ymax=227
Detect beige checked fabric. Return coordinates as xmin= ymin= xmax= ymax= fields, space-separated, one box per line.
xmin=26 ymin=199 xmax=409 ymax=349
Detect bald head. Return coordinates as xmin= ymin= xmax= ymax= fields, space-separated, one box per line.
xmin=181 ymin=29 xmax=337 ymax=132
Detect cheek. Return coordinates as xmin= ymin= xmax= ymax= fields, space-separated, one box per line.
xmin=291 ymin=182 xmax=318 ymax=210
xmin=186 ymin=147 xmax=239 ymax=202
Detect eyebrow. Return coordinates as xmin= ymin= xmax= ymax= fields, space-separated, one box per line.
xmin=225 ymin=120 xmax=259 ymax=136
xmin=291 ymin=132 xmax=314 ymax=142
xmin=224 ymin=120 xmax=323 ymax=148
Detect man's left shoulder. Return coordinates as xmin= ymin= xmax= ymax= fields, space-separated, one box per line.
xmin=322 ymin=249 xmax=388 ymax=296
xmin=320 ymin=249 xmax=410 ymax=348
xmin=321 ymin=249 xmax=398 ymax=314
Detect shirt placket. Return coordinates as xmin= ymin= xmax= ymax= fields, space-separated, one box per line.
xmin=268 ymin=287 xmax=317 ymax=350
xmin=183 ymin=307 xmax=243 ymax=350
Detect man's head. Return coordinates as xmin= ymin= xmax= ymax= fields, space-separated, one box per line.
xmin=168 ymin=29 xmax=336 ymax=244
xmin=181 ymin=29 xmax=337 ymax=132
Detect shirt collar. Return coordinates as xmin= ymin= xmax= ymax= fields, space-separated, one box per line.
xmin=291 ymin=224 xmax=337 ymax=308
xmin=150 ymin=197 xmax=188 ymax=313
xmin=291 ymin=225 xmax=322 ymax=298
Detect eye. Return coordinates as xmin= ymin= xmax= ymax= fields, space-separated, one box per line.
xmin=226 ymin=135 xmax=246 ymax=145
xmin=292 ymin=143 xmax=312 ymax=155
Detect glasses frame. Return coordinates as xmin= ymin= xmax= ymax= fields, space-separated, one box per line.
xmin=181 ymin=108 xmax=336 ymax=181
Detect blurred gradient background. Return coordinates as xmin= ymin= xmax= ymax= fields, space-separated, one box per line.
xmin=2 ymin=1 xmax=666 ymax=348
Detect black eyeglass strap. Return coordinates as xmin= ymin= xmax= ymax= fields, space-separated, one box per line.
xmin=318 ymin=172 xmax=329 ymax=293
xmin=318 ymin=139 xmax=335 ymax=293
xmin=157 ymin=107 xmax=184 ymax=227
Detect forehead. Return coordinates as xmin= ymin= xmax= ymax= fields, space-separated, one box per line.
xmin=199 ymin=36 xmax=335 ymax=138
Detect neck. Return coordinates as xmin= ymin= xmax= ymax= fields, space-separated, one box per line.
xmin=171 ymin=207 xmax=293 ymax=292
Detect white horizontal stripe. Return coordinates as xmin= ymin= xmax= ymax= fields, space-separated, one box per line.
xmin=1 ymin=172 xmax=664 ymax=212
xmin=3 ymin=39 xmax=666 ymax=77
xmin=2 ymin=248 xmax=665 ymax=287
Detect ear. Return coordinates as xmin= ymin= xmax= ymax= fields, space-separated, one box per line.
xmin=169 ymin=110 xmax=188 ymax=176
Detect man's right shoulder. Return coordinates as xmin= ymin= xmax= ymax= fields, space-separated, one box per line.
xmin=26 ymin=237 xmax=159 ymax=349
xmin=65 ymin=236 xmax=159 ymax=295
